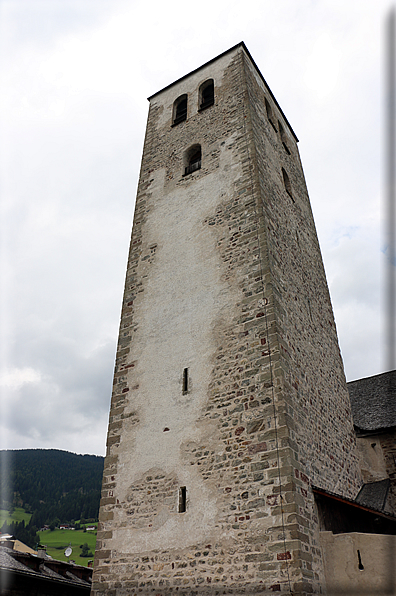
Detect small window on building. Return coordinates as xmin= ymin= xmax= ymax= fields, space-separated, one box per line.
xmin=199 ymin=79 xmax=214 ymax=111
xmin=183 ymin=144 xmax=201 ymax=176
xmin=278 ymin=121 xmax=291 ymax=155
xmin=182 ymin=368 xmax=189 ymax=394
xmin=172 ymin=94 xmax=188 ymax=126
xmin=282 ymin=168 xmax=294 ymax=201
xmin=178 ymin=487 xmax=187 ymax=513
xmin=265 ymin=97 xmax=277 ymax=132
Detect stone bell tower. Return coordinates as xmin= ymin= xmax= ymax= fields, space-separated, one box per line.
xmin=92 ymin=43 xmax=361 ymax=595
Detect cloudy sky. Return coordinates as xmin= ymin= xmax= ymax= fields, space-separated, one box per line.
xmin=0 ymin=0 xmax=394 ymax=456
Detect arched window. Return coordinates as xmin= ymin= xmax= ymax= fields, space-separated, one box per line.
xmin=199 ymin=79 xmax=214 ymax=111
xmin=278 ymin=121 xmax=291 ymax=155
xmin=183 ymin=144 xmax=201 ymax=176
xmin=282 ymin=168 xmax=293 ymax=201
xmin=265 ymin=97 xmax=277 ymax=132
xmin=172 ymin=94 xmax=187 ymax=125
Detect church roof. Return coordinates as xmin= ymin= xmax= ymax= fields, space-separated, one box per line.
xmin=312 ymin=484 xmax=396 ymax=535
xmin=312 ymin=484 xmax=396 ymax=520
xmin=355 ymin=479 xmax=391 ymax=512
xmin=347 ymin=370 xmax=396 ymax=432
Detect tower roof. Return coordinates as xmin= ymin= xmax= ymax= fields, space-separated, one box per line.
xmin=147 ymin=42 xmax=298 ymax=142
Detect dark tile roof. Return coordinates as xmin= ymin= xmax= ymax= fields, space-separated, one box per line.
xmin=347 ymin=370 xmax=396 ymax=431
xmin=312 ymin=485 xmax=396 ymax=520
xmin=0 ymin=545 xmax=92 ymax=589
xmin=312 ymin=484 xmax=396 ymax=535
xmin=355 ymin=479 xmax=391 ymax=512
xmin=0 ymin=546 xmax=28 ymax=573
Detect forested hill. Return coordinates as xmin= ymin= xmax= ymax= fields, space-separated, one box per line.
xmin=0 ymin=449 xmax=104 ymax=528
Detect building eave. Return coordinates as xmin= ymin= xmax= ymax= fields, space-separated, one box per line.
xmin=312 ymin=485 xmax=396 ymax=521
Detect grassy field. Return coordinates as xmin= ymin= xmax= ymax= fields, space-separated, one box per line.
xmin=38 ymin=526 xmax=97 ymax=567
xmin=0 ymin=508 xmax=97 ymax=567
xmin=0 ymin=507 xmax=32 ymax=526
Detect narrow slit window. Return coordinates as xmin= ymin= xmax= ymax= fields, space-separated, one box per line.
xmin=357 ymin=550 xmax=364 ymax=570
xmin=278 ymin=121 xmax=291 ymax=154
xmin=172 ymin=94 xmax=187 ymax=126
xmin=282 ymin=167 xmax=294 ymax=201
xmin=183 ymin=145 xmax=201 ymax=176
xmin=178 ymin=487 xmax=187 ymax=513
xmin=182 ymin=368 xmax=189 ymax=394
xmin=265 ymin=97 xmax=277 ymax=132
xmin=199 ymin=79 xmax=214 ymax=111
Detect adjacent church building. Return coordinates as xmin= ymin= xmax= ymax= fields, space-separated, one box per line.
xmin=91 ymin=43 xmax=396 ymax=595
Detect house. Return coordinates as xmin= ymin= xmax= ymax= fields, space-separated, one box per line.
xmin=0 ymin=535 xmax=37 ymax=555
xmin=309 ymin=370 xmax=396 ymax=594
xmin=348 ymin=370 xmax=396 ymax=515
xmin=0 ymin=544 xmax=92 ymax=596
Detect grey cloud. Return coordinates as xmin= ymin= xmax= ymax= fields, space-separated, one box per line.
xmin=1 ymin=0 xmax=390 ymax=455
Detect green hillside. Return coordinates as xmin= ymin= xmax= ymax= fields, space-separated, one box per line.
xmin=0 ymin=506 xmax=31 ymax=526
xmin=0 ymin=449 xmax=104 ymax=550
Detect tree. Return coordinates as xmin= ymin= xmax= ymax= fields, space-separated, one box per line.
xmin=1 ymin=450 xmax=103 ymax=528
xmin=80 ymin=543 xmax=93 ymax=557
xmin=1 ymin=519 xmax=39 ymax=549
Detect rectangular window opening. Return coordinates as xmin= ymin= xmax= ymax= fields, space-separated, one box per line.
xmin=178 ymin=487 xmax=187 ymax=513
xmin=173 ymin=111 xmax=187 ymax=126
xmin=184 ymin=160 xmax=201 ymax=176
xmin=199 ymin=97 xmax=214 ymax=111
xmin=182 ymin=368 xmax=189 ymax=394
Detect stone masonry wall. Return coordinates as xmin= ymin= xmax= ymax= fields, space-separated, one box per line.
xmin=241 ymin=52 xmax=362 ymax=591
xmin=92 ymin=45 xmax=362 ymax=596
xmin=380 ymin=430 xmax=396 ymax=514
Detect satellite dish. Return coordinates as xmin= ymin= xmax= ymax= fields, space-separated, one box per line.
xmin=65 ymin=546 xmax=72 ymax=558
